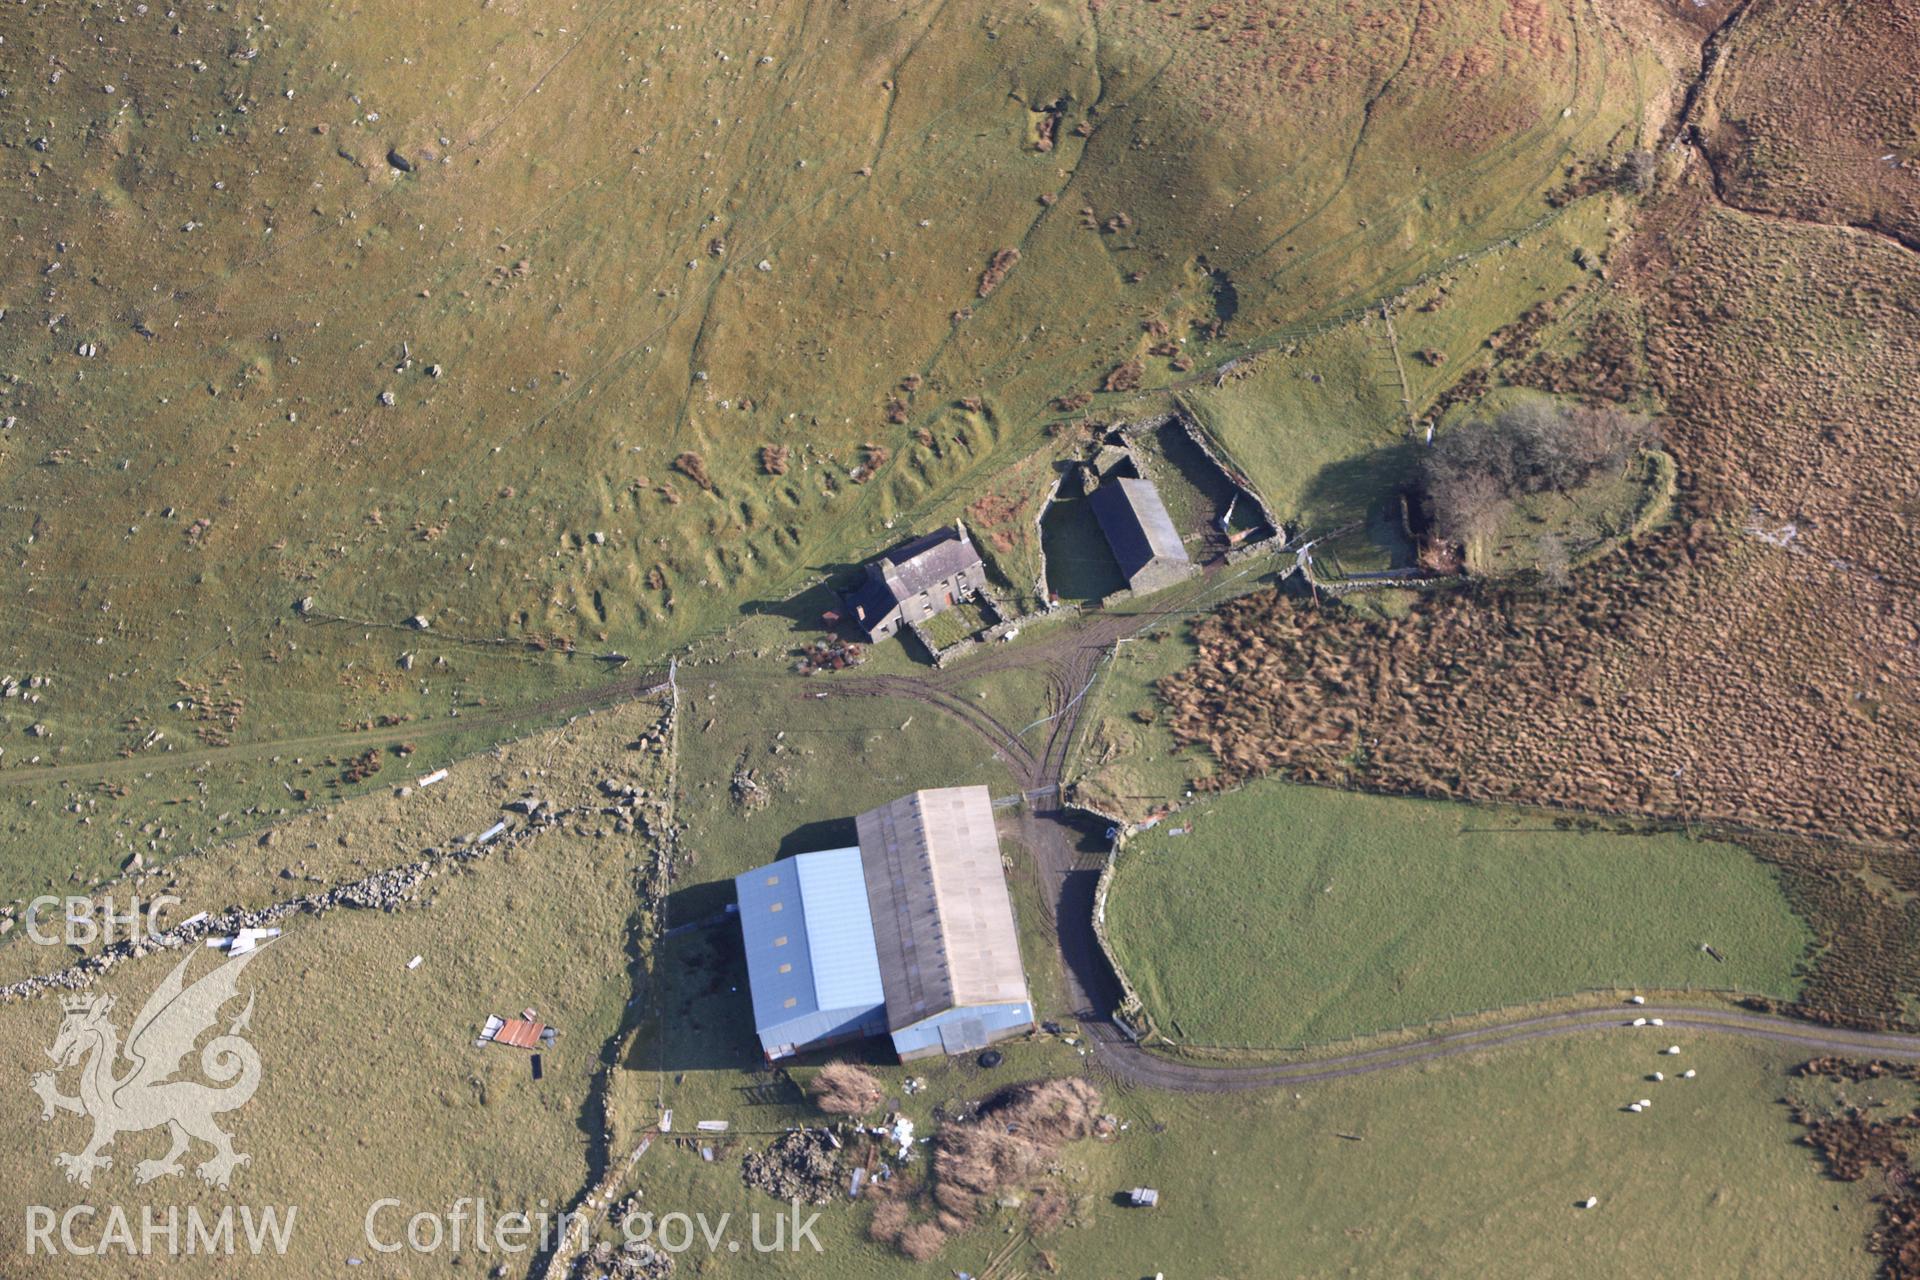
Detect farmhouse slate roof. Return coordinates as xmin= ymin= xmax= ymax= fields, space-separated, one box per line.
xmin=1090 ymin=476 xmax=1189 ymax=580
xmin=876 ymin=526 xmax=982 ymax=599
xmin=842 ymin=576 xmax=900 ymax=631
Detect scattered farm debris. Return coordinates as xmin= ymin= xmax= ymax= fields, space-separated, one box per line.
xmin=479 ymin=1013 xmax=558 ymax=1051
xmin=204 ymin=927 xmax=279 ymax=957
xmin=868 ymin=1077 xmax=1104 ymax=1260
xmin=794 ymin=639 xmax=864 ymax=675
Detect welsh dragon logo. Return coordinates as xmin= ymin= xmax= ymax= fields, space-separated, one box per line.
xmin=30 ymin=945 xmax=266 ymax=1189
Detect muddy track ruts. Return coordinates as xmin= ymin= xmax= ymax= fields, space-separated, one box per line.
xmin=811 ymin=674 xmax=1041 ymax=778
xmin=1080 ymin=1004 xmax=1920 ymax=1093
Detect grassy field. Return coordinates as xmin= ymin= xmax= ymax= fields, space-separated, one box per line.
xmin=1472 ymin=445 xmax=1677 ymax=578
xmin=2 ymin=1 xmax=1890 ymax=1275
xmin=1069 ymin=624 xmax=1216 ymax=821
xmin=1106 ymin=780 xmax=1811 ymax=1048
xmin=0 ymin=648 xmax=1864 ymax=1278
xmin=1174 ymin=195 xmax=1624 ymax=574
xmin=590 ymin=1024 xmax=1870 ymax=1280
xmin=0 ymin=695 xmax=672 ymax=1277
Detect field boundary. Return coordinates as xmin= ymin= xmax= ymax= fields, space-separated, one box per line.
xmin=1151 ymin=985 xmax=1778 ymax=1059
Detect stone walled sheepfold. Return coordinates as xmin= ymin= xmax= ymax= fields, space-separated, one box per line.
xmin=734 ymin=787 xmax=1034 ymax=1062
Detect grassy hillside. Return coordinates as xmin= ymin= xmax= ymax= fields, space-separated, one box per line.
xmin=0 ymin=0 xmax=1672 ymax=892
xmin=1106 ymin=780 xmax=1811 ymax=1048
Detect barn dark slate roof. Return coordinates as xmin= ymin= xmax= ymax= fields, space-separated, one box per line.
xmin=1089 ymin=477 xmax=1188 ymax=579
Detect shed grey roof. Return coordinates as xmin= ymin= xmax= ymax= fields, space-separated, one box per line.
xmin=1090 ymin=477 xmax=1189 ymax=580
xmin=855 ymin=786 xmax=1028 ymax=1030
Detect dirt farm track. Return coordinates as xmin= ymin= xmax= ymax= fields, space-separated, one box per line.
xmin=814 ymin=570 xmax=1920 ymax=1093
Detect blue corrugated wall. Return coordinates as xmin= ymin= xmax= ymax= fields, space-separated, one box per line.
xmin=890 ymin=1001 xmax=1035 ymax=1061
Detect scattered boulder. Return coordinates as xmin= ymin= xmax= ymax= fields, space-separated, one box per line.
xmin=570 ymin=1241 xmax=672 ymax=1280
xmin=741 ymin=1129 xmax=841 ymax=1206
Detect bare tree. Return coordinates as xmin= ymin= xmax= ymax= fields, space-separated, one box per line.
xmin=1619 ymin=150 xmax=1657 ymax=195
xmin=1427 ymin=466 xmax=1510 ymax=549
xmin=1421 ymin=402 xmax=1658 ymax=556
xmin=1535 ymin=532 xmax=1572 ymax=590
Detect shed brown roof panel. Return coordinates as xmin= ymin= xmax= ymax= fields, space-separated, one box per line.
xmin=856 ymin=786 xmax=1028 ymax=1031
xmin=494 ymin=1019 xmax=546 ymax=1049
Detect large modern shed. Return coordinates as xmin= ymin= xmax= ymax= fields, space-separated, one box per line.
xmin=1089 ymin=476 xmax=1194 ymax=594
xmin=734 ymin=786 xmax=1034 ymax=1061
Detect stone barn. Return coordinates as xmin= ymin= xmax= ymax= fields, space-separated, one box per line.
xmin=1090 ymin=476 xmax=1195 ymax=594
